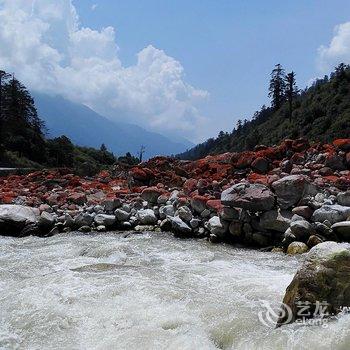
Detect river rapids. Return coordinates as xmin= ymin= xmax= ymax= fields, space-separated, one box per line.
xmin=1 ymin=232 xmax=350 ymax=350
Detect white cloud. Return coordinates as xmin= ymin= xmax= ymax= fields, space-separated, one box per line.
xmin=91 ymin=4 xmax=97 ymax=11
xmin=317 ymin=22 xmax=350 ymax=72
xmin=0 ymin=0 xmax=208 ymax=140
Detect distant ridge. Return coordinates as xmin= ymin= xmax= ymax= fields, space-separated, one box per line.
xmin=33 ymin=93 xmax=193 ymax=159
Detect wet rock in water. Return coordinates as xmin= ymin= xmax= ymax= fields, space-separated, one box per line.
xmin=38 ymin=211 xmax=55 ymax=230
xmin=277 ymin=242 xmax=350 ymax=326
xmin=160 ymin=218 xmax=172 ymax=231
xmin=287 ymin=241 xmax=308 ymax=255
xmin=168 ymin=216 xmax=192 ymax=235
xmin=136 ymin=209 xmax=157 ymax=225
xmin=94 ymin=214 xmax=116 ymax=227
xmin=207 ymin=216 xmax=227 ymax=237
xmin=271 ymin=175 xmax=314 ymax=209
xmin=307 ymin=234 xmax=324 ymax=248
xmin=134 ymin=225 xmax=155 ymax=232
xmin=78 ymin=225 xmax=92 ymax=233
xmin=251 ymin=232 xmax=270 ymax=247
xmin=189 ymin=218 xmax=201 ymax=229
xmin=74 ymin=213 xmax=94 ymax=228
xmin=331 ymin=221 xmax=350 ymax=241
xmin=282 ymin=228 xmax=297 ymax=248
xmin=260 ymin=209 xmax=292 ymax=233
xmin=0 ymin=204 xmax=39 ymax=236
xmin=114 ymin=209 xmax=130 ymax=222
xmin=229 ymin=220 xmax=242 ymax=237
xmin=311 ymin=204 xmax=350 ymax=224
xmin=221 ymin=183 xmax=275 ymax=212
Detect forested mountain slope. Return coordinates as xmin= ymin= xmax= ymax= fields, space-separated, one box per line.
xmin=179 ymin=64 xmax=350 ymax=160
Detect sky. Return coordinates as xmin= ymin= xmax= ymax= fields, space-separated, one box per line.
xmin=0 ymin=0 xmax=350 ymax=143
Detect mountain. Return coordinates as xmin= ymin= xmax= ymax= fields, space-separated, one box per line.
xmin=33 ymin=93 xmax=193 ymax=158
xmin=178 ymin=64 xmax=350 ymax=160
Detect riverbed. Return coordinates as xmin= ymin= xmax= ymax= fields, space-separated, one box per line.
xmin=1 ymin=232 xmax=350 ymax=350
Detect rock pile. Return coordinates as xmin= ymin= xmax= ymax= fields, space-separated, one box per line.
xmin=0 ymin=138 xmax=349 ymax=253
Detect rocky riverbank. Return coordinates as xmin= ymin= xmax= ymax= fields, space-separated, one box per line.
xmin=0 ymin=137 xmax=350 ymax=254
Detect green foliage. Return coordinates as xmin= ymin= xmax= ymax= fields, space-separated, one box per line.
xmin=117 ymin=152 xmax=139 ymax=165
xmin=0 ymin=69 xmax=121 ymax=174
xmin=179 ymin=63 xmax=350 ymax=160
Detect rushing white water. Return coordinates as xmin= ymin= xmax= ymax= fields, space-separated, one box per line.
xmin=1 ymin=232 xmax=350 ymax=350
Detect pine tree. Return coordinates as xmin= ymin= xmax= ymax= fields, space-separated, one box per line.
xmin=285 ymin=71 xmax=299 ymax=121
xmin=268 ymin=64 xmax=286 ymax=110
xmin=0 ymin=70 xmax=11 ymax=148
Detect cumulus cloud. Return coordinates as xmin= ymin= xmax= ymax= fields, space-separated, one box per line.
xmin=318 ymin=22 xmax=350 ymax=72
xmin=0 ymin=0 xmax=208 ymax=140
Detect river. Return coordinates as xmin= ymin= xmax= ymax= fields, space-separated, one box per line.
xmin=1 ymin=232 xmax=350 ymax=350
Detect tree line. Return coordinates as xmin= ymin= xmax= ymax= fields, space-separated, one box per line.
xmin=178 ymin=63 xmax=350 ymax=159
xmin=0 ymin=70 xmax=140 ymax=172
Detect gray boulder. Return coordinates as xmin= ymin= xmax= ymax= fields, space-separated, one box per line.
xmin=38 ymin=211 xmax=56 ymax=229
xmin=159 ymin=205 xmax=175 ymax=219
xmin=177 ymin=206 xmax=193 ymax=222
xmin=271 ymin=175 xmax=315 ymax=209
xmin=207 ymin=216 xmax=227 ymax=237
xmin=221 ymin=183 xmax=275 ymax=212
xmin=114 ymin=209 xmax=131 ymax=222
xmin=277 ymin=242 xmax=350 ymax=326
xmin=136 ymin=209 xmax=157 ymax=225
xmin=332 ymin=221 xmax=350 ymax=241
xmin=74 ymin=213 xmax=94 ymax=228
xmin=290 ymin=220 xmax=315 ymax=239
xmin=94 ymin=214 xmax=116 ymax=227
xmin=220 ymin=206 xmax=240 ymax=220
xmin=311 ymin=204 xmax=350 ymax=224
xmin=260 ymin=209 xmax=292 ymax=233
xmin=337 ymin=192 xmax=350 ymax=206
xmin=168 ymin=216 xmax=192 ymax=235
xmin=0 ymin=205 xmax=39 ymax=236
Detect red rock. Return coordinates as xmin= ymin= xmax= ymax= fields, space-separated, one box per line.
xmin=346 ymin=152 xmax=350 ymax=167
xmin=251 ymin=157 xmax=269 ymax=174
xmin=206 ymin=199 xmax=222 ymax=212
xmin=292 ymin=138 xmax=309 ymax=152
xmin=183 ymin=178 xmax=198 ymax=194
xmin=291 ymin=152 xmax=304 ymax=165
xmin=190 ymin=195 xmax=208 ymax=213
xmin=68 ymin=193 xmax=87 ymax=205
xmin=247 ymin=173 xmax=269 ymax=185
xmin=333 ymin=139 xmax=350 ymax=151
xmin=141 ymin=187 xmax=166 ymax=203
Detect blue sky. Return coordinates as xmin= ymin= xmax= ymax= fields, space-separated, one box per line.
xmin=1 ymin=0 xmax=350 ymax=142
xmin=73 ymin=0 xmax=350 ymax=137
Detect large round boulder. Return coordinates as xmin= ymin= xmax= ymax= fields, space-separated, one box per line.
xmin=221 ymin=183 xmax=275 ymax=212
xmin=271 ymin=175 xmax=315 ymax=209
xmin=311 ymin=204 xmax=350 ymax=224
xmin=0 ymin=205 xmax=39 ymax=236
xmin=277 ymin=242 xmax=350 ymax=326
